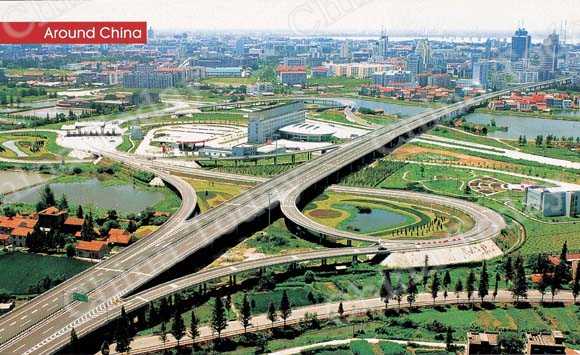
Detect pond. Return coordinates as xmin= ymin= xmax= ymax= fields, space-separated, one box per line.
xmin=334 ymin=203 xmax=412 ymax=234
xmin=337 ymin=98 xmax=428 ymax=117
xmin=465 ymin=113 xmax=580 ymax=139
xmin=0 ymin=170 xmax=53 ymax=194
xmin=4 ymin=178 xmax=166 ymax=213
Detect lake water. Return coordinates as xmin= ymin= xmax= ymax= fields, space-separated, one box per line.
xmin=465 ymin=113 xmax=580 ymax=139
xmin=343 ymin=98 xmax=428 ymax=117
xmin=0 ymin=170 xmax=52 ymax=194
xmin=335 ymin=203 xmax=410 ymax=234
xmin=4 ymin=178 xmax=165 ymax=213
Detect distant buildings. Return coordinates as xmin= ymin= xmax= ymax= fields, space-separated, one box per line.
xmin=122 ymin=66 xmax=206 ymax=89
xmin=540 ymin=32 xmax=560 ymax=79
xmin=511 ymin=28 xmax=532 ymax=64
xmin=327 ymin=63 xmax=393 ymax=79
xmin=525 ymin=186 xmax=580 ymax=217
xmin=247 ymin=101 xmax=305 ymax=144
xmin=311 ymin=66 xmax=329 ymax=78
xmin=372 ymin=70 xmax=412 ymax=86
xmin=205 ymin=67 xmax=243 ymax=77
xmin=377 ymin=29 xmax=389 ymax=59
xmin=276 ymin=65 xmax=307 ymax=86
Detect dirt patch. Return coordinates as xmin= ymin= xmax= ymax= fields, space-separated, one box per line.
xmin=308 ymin=209 xmax=342 ymax=218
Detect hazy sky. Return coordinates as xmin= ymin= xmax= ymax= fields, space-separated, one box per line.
xmin=1 ymin=0 xmax=580 ymax=37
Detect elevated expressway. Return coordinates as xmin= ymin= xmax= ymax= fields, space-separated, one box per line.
xmin=0 ymin=78 xmax=569 ymax=354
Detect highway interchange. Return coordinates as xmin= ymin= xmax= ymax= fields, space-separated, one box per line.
xmin=0 ymin=78 xmax=571 ymax=354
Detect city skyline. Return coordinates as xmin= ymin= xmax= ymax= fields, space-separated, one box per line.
xmin=1 ymin=0 xmax=579 ymax=39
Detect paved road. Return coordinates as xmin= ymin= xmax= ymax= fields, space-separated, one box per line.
xmin=0 ymin=78 xmax=569 ymax=354
xmin=105 ymin=289 xmax=576 ymax=355
xmin=0 ymin=152 xmax=198 ymax=353
xmin=283 ymin=185 xmax=506 ymax=244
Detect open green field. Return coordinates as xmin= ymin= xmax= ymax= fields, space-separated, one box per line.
xmin=307 ymin=77 xmax=371 ymax=94
xmin=310 ymin=110 xmax=352 ymax=125
xmin=430 ymin=126 xmax=580 ymax=163
xmin=183 ymin=177 xmax=249 ymax=213
xmin=0 ymin=252 xmax=90 ymax=296
xmin=379 ymin=161 xmax=580 ymax=254
xmin=0 ymin=131 xmax=71 ymax=160
xmin=201 ymin=77 xmax=258 ymax=86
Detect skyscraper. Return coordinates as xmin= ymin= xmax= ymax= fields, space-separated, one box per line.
xmin=541 ymin=32 xmax=560 ymax=75
xmin=511 ymin=28 xmax=531 ymax=63
xmin=415 ymin=39 xmax=431 ymax=72
xmin=378 ymin=27 xmax=389 ymax=58
xmin=340 ymin=40 xmax=351 ymax=59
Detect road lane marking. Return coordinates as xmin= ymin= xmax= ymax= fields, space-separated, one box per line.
xmin=31 ymin=310 xmax=37 ymax=314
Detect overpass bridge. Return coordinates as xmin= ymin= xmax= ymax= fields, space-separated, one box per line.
xmin=0 ymin=77 xmax=570 ymax=355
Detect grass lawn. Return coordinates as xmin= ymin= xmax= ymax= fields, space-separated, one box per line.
xmin=0 ymin=131 xmax=71 ymax=160
xmin=184 ymin=178 xmax=249 ymax=213
xmin=201 ymin=77 xmax=258 ymax=86
xmin=0 ymin=252 xmax=90 ymax=296
xmin=379 ymin=161 xmax=580 ymax=254
xmin=310 ymin=110 xmax=352 ymax=125
xmin=307 ymin=77 xmax=371 ymax=94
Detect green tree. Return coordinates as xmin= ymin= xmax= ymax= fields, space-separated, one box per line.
xmin=443 ymin=270 xmax=452 ymax=301
xmin=76 ymin=205 xmax=84 ymax=219
xmin=513 ymin=256 xmax=528 ymax=301
xmin=394 ymin=278 xmax=404 ymax=309
xmin=493 ymin=272 xmax=500 ymax=300
xmin=466 ymin=270 xmax=476 ymax=303
xmin=189 ymin=308 xmax=199 ymax=341
xmin=80 ymin=212 xmax=97 ymax=241
xmin=430 ymin=272 xmax=440 ymax=303
xmin=3 ymin=206 xmax=16 ymax=218
xmin=57 ymin=194 xmax=69 ymax=211
xmin=267 ymin=301 xmax=277 ymax=325
xmin=554 ymin=241 xmax=571 ymax=284
xmin=159 ymin=321 xmax=168 ymax=347
xmin=65 ymin=243 xmax=76 ymax=258
xmin=338 ymin=302 xmax=344 ymax=317
xmin=538 ymin=271 xmax=549 ymax=302
xmin=211 ymin=297 xmax=227 ymax=339
xmin=478 ymin=261 xmax=489 ymax=303
xmin=279 ymin=290 xmax=292 ymax=326
xmin=380 ymin=270 xmax=393 ymax=309
xmin=455 ymin=279 xmax=463 ymax=300
xmin=239 ymin=294 xmax=252 ymax=333
xmin=445 ymin=327 xmax=454 ymax=351
xmin=504 ymin=256 xmax=513 ymax=287
xmin=36 ymin=185 xmax=56 ymax=211
xmin=171 ymin=309 xmax=185 ymax=348
xmin=406 ymin=277 xmax=417 ymax=308
xmin=572 ymin=262 xmax=580 ymax=303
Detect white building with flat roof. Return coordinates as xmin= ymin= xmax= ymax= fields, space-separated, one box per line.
xmin=247 ymin=101 xmax=305 ymax=144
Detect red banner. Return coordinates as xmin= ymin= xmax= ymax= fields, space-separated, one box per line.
xmin=0 ymin=22 xmax=147 ymax=44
